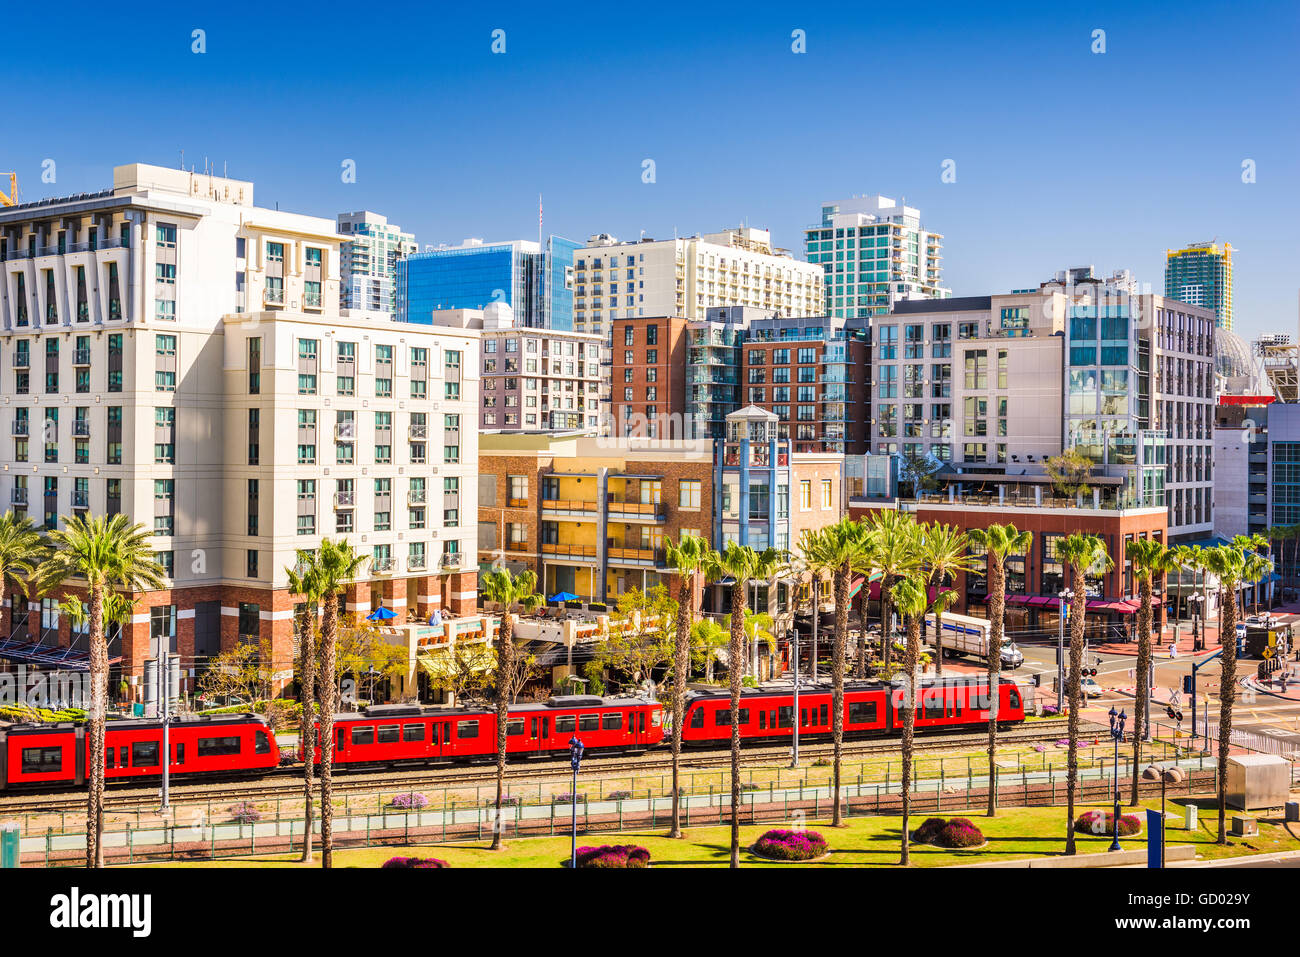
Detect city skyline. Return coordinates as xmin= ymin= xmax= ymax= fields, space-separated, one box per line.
xmin=3 ymin=1 xmax=1295 ymax=341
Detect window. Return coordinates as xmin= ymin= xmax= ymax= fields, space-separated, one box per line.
xmin=456 ymin=719 xmax=479 ymax=739
xmin=679 ymin=479 xmax=701 ymax=509
xmin=247 ymin=337 xmax=261 ymax=393
xmin=197 ymin=737 xmax=242 ymax=757
xmin=21 ymin=747 xmax=63 ymax=774
xmin=848 ymin=701 xmax=878 ymax=724
xmin=821 ymin=480 xmax=833 ymax=509
xmin=351 ymin=726 xmax=375 ymax=746
xmin=714 ymin=708 xmax=750 ymax=726
xmin=555 ymin=714 xmax=577 ymax=733
xmin=403 ymin=723 xmax=426 ymax=742
xmin=155 ymin=335 xmax=177 ymax=391
xmin=800 ymin=480 xmax=812 ymax=510
xmin=602 ymin=712 xmax=623 ymax=731
xmin=131 ymin=742 xmax=159 ymax=768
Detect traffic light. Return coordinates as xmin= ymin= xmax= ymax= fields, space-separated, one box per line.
xmin=1183 ymin=675 xmax=1195 ymax=696
xmin=1032 ymin=673 xmax=1042 ymax=688
xmin=1166 ymin=706 xmax=1176 ymax=720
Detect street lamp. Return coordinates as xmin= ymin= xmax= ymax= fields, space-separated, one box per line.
xmin=1108 ymin=706 xmax=1127 ymax=852
xmin=568 ymin=736 xmax=584 ymax=869
xmin=1057 ymin=589 xmax=1074 ymax=713
xmin=788 ymin=628 xmax=800 ymax=768
xmin=1188 ymin=593 xmax=1205 ymax=651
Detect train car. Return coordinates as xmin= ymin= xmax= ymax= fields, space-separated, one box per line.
xmin=679 ymin=676 xmax=1025 ymax=747
xmin=0 ymin=714 xmax=280 ymax=791
xmin=306 ymin=695 xmax=664 ymax=768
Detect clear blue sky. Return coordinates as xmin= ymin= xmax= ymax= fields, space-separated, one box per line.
xmin=8 ymin=1 xmax=1297 ymax=339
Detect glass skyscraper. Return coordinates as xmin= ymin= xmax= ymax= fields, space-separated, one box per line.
xmin=1165 ymin=241 xmax=1233 ymax=331
xmin=397 ymin=236 xmax=577 ymax=329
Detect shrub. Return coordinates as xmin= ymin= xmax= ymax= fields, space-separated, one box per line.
xmin=571 ymin=844 xmax=650 ymax=868
xmin=739 ymin=782 xmax=761 ymax=792
xmin=607 ymin=790 xmax=633 ymax=801
xmin=753 ymin=828 xmax=828 ymax=861
xmin=381 ymin=856 xmax=449 ymax=868
xmin=389 ymin=792 xmax=429 ymax=810
xmin=552 ymin=792 xmax=586 ymax=805
xmin=910 ymin=817 xmax=948 ymax=845
xmin=228 ymin=801 xmax=261 ymax=824
xmin=484 ymin=794 xmax=521 ymax=807
xmin=936 ymin=818 xmax=985 ymax=848
xmin=1075 ymin=810 xmax=1141 ymax=837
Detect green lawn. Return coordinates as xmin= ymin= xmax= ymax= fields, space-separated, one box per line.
xmin=124 ymin=794 xmax=1300 ymax=868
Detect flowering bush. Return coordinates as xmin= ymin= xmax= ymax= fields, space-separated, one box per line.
xmin=1075 ymin=810 xmax=1142 ymax=836
xmin=227 ymin=801 xmax=261 ymax=824
xmin=571 ymin=844 xmax=651 ymax=868
xmin=911 ymin=817 xmax=985 ymax=849
xmin=389 ymin=792 xmax=429 ymax=810
xmin=753 ymin=828 xmax=828 ymax=861
xmin=484 ymin=794 xmax=521 ymax=807
xmin=552 ymin=792 xmax=586 ymax=805
xmin=381 ymin=856 xmax=449 ymax=868
xmin=607 ymin=790 xmax=633 ymax=801
xmin=739 ymin=782 xmax=761 ymax=792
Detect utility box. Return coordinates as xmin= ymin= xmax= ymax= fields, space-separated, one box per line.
xmin=0 ymin=823 xmax=18 ymax=868
xmin=1185 ymin=804 xmax=1198 ymax=830
xmin=1230 ymin=815 xmax=1259 ymax=837
xmin=1286 ymin=801 xmax=1299 ymax=823
xmin=1226 ymin=754 xmax=1290 ymax=810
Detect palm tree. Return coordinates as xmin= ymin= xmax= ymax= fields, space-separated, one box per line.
xmin=1056 ymin=533 xmax=1112 ymax=855
xmin=707 ymin=541 xmax=782 ymax=868
xmin=798 ymin=520 xmax=875 ymax=827
xmin=864 ymin=510 xmax=921 ymax=674
xmin=479 ymin=567 xmax=543 ymax=851
xmin=36 ymin=514 xmax=164 ymax=869
xmin=663 ymin=533 xmax=713 ymax=839
xmin=690 ymin=617 xmax=727 ymax=683
xmin=917 ymin=523 xmax=976 ymax=677
xmin=286 ymin=550 xmax=323 ymax=862
xmin=1125 ymin=537 xmax=1176 ymax=806
xmin=1202 ymin=535 xmax=1272 ymax=844
xmin=967 ymin=523 xmax=1032 ymax=816
xmin=891 ymin=574 xmax=930 ymax=865
xmin=307 ymin=538 xmax=365 ymax=869
xmin=0 ymin=511 xmax=44 ymax=617
xmin=796 ymin=537 xmax=837 ymax=683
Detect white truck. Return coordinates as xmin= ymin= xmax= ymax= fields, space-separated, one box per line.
xmin=924 ymin=611 xmax=1024 ymax=669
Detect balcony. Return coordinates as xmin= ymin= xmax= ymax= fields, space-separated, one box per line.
xmin=11 ymin=420 xmax=29 ymax=436
xmin=408 ymin=489 xmax=428 ymax=504
xmin=10 ymin=488 xmax=27 ymax=505
xmin=541 ymin=542 xmax=598 ymax=561
xmin=72 ymin=490 xmax=90 ymax=508
xmin=606 ymin=500 xmax=665 ymax=522
xmin=74 ymin=348 xmax=91 ymax=365
xmin=505 ymin=540 xmax=530 ymax=552
xmin=408 ymin=554 xmax=427 ymax=571
xmin=263 ymin=287 xmax=285 ymax=306
xmin=12 ymin=353 xmax=30 ymax=368
xmin=334 ymin=422 xmax=356 ymax=441
xmin=607 ymin=546 xmax=660 ymax=566
xmin=73 ymin=421 xmax=90 ymax=438
xmin=541 ymin=499 xmax=599 ymax=517
xmin=439 ymin=553 xmax=463 ymax=571
xmin=333 ymin=490 xmax=355 ymax=507
xmin=507 ymin=498 xmax=529 ymax=509
xmin=408 ymin=423 xmax=427 ymax=440
xmin=371 ymin=556 xmax=395 ymax=575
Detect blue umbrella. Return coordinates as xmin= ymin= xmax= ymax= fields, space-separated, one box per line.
xmin=367 ymin=606 xmax=397 ymax=621
xmin=549 ymin=591 xmax=580 ymax=603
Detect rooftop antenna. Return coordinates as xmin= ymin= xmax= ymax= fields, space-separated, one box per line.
xmin=179 ymin=149 xmax=184 ymax=170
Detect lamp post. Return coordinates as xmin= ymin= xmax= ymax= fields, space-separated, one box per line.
xmin=1188 ymin=593 xmax=1204 ymax=651
xmin=788 ymin=628 xmax=800 ymax=768
xmin=1142 ymin=764 xmax=1186 ymax=867
xmin=568 ymin=736 xmax=584 ymax=869
xmin=1108 ymin=706 xmax=1127 ymax=851
xmin=1057 ymin=589 xmax=1073 ymax=713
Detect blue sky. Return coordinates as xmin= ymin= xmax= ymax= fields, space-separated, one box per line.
xmin=8 ymin=1 xmax=1297 ymax=339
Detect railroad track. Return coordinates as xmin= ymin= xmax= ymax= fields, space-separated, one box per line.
xmin=1 ymin=719 xmax=1093 ymax=816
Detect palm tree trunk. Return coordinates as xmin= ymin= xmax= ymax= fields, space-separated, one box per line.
xmin=1065 ymin=572 xmax=1086 ymax=855
xmin=986 ymin=560 xmax=1004 ymax=817
xmin=318 ymin=591 xmax=338 ymax=868
xmin=901 ymin=613 xmax=920 ymax=865
xmin=669 ymin=575 xmax=691 ymax=839
xmin=880 ymin=579 xmax=894 ymax=672
xmin=299 ymin=612 xmax=317 ymax=862
xmin=831 ymin=562 xmax=848 ymax=827
xmin=1217 ymin=588 xmax=1239 ymax=845
xmin=86 ymin=584 xmax=106 ymax=869
xmin=729 ymin=580 xmax=745 ymax=869
xmin=1130 ymin=574 xmax=1152 ymax=807
xmin=934 ymin=589 xmax=945 ymax=678
xmin=492 ymin=612 xmax=514 ymax=851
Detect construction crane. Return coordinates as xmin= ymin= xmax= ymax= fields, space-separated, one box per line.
xmin=1256 ymin=333 xmax=1298 ymax=402
xmin=0 ymin=172 xmax=15 ymax=207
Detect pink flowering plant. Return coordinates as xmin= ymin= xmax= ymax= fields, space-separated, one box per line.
xmin=753 ymin=828 xmax=828 ymax=861
xmin=381 ymin=856 xmax=449 ymax=868
xmin=569 ymin=844 xmax=651 ymax=868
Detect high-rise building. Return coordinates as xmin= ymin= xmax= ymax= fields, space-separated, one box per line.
xmin=397 ymin=235 xmax=579 ymax=330
xmin=572 ymin=227 xmax=822 ymax=336
xmin=1165 ymin=241 xmax=1233 ymax=331
xmin=0 ymin=164 xmax=480 ymax=696
xmin=337 ymin=210 xmax=417 ymax=319
xmin=806 ymin=195 xmax=949 ymax=319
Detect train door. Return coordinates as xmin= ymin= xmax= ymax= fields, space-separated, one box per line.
xmin=335 ymin=725 xmax=348 ymax=763
xmin=630 ymin=709 xmax=646 ymax=746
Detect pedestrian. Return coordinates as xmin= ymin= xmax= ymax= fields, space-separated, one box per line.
xmin=1168 ymin=641 xmax=1178 ymax=660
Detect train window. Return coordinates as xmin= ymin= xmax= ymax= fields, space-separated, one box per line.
xmin=578 ymin=714 xmax=598 ymax=732
xmin=131 ymin=742 xmax=159 ymax=768
xmin=923 ymin=702 xmax=945 ymax=720
xmin=555 ymin=715 xmax=576 ymax=734
xmin=174 ymin=743 xmax=185 ymax=765
xmin=848 ymin=701 xmax=877 ymax=724
xmin=456 ymin=720 xmax=479 ymax=739
xmin=119 ymin=746 xmax=128 ymax=768
xmin=197 ymin=736 xmax=241 ymax=757
xmin=506 ymin=719 xmax=525 ymax=736
xmin=777 ymin=706 xmax=794 ymax=729
xmin=800 ymin=709 xmax=807 ymax=727
xmin=255 ymin=731 xmax=271 ymax=754
xmin=377 ymin=725 xmax=400 ymax=744
xmin=689 ymin=709 xmax=704 ymax=729
xmin=403 ymin=723 xmax=426 ymax=742
xmin=601 ymin=713 xmax=623 ymax=731
xmin=714 ymin=708 xmax=750 ymax=727
xmin=352 ymin=726 xmax=375 ymax=745
xmin=1008 ymin=687 xmax=1021 ymax=709
xmin=820 ymin=704 xmax=827 ymax=725
xmin=337 ymin=728 xmax=346 ymax=750
xmin=20 ymin=747 xmax=62 ymax=774
xmin=758 ymin=710 xmax=766 ymax=730
xmin=106 ymin=747 xmax=115 ymax=769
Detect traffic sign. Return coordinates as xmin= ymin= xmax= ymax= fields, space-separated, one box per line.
xmin=1263 ymin=647 xmax=1275 ymax=659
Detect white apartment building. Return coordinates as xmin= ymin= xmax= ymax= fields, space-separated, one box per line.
xmin=572 ymin=227 xmax=823 ymax=336
xmin=806 ymin=195 xmax=949 ymax=319
xmin=337 ymin=210 xmax=417 ymax=319
xmin=0 ymin=164 xmax=479 ymax=693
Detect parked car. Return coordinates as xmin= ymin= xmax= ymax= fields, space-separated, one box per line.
xmin=1080 ymin=676 xmax=1105 ymax=699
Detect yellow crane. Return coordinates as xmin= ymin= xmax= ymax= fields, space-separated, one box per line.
xmin=0 ymin=172 xmax=16 ymax=207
